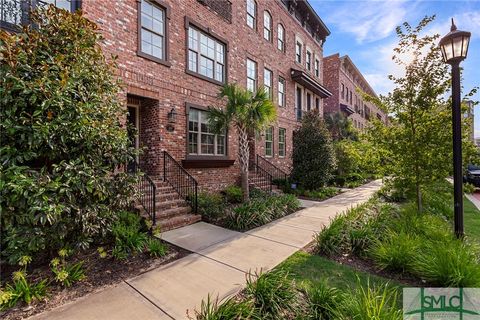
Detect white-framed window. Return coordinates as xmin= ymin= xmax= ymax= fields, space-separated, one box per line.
xmin=315 ymin=58 xmax=319 ymax=77
xmin=278 ymin=76 xmax=285 ymax=107
xmin=188 ymin=26 xmax=225 ymax=83
xmin=315 ymin=97 xmax=320 ymax=111
xmin=295 ymin=85 xmax=303 ymax=120
xmin=306 ymin=50 xmax=311 ymax=70
xmin=341 ymin=83 xmax=345 ymax=99
xmin=265 ymin=126 xmax=273 ymax=157
xmin=188 ymin=108 xmax=226 ymax=156
xmin=264 ymin=68 xmax=272 ymax=99
xmin=140 ymin=0 xmax=166 ymax=60
xmin=295 ymin=41 xmax=302 ymax=63
xmin=263 ymin=11 xmax=272 ymax=41
xmin=246 ymin=0 xmax=256 ymax=29
xmin=246 ymin=58 xmax=257 ymax=92
xmin=277 ymin=24 xmax=285 ymax=51
xmin=278 ymin=128 xmax=286 ymax=157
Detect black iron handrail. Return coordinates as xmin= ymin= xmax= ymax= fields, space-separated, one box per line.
xmin=129 ymin=162 xmax=156 ymax=228
xmin=249 ymin=160 xmax=273 ymax=193
xmin=256 ymin=155 xmax=288 ymax=182
xmin=163 ymin=151 xmax=198 ymax=213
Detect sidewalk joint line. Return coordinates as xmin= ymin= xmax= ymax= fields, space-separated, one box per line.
xmin=123 ymin=280 xmax=176 ymax=320
xmin=243 ymin=233 xmax=303 ymax=249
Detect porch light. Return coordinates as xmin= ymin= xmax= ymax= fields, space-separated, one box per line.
xmin=439 ymin=19 xmax=471 ymax=64
xmin=166 ymin=108 xmax=177 ymax=132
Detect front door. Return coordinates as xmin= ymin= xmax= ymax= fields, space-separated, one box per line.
xmin=127 ymin=106 xmax=139 ymax=172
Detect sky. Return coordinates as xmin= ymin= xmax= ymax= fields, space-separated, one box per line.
xmin=310 ymin=0 xmax=480 ymax=137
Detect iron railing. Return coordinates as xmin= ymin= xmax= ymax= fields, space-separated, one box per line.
xmin=256 ymin=155 xmax=288 ymax=182
xmin=249 ymin=160 xmax=273 ymax=193
xmin=163 ymin=151 xmax=198 ymax=213
xmin=129 ymin=162 xmax=156 ymax=227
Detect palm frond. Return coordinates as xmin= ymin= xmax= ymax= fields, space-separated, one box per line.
xmin=206 ymin=107 xmax=229 ymax=134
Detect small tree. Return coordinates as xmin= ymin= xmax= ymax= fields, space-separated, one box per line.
xmin=208 ymin=84 xmax=276 ymax=202
xmin=291 ymin=111 xmax=336 ymax=189
xmin=0 ymin=7 xmax=136 ymax=264
xmin=364 ymin=16 xmax=478 ymax=211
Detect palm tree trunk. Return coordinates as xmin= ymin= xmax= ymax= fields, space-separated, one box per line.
xmin=238 ymin=126 xmax=250 ymax=202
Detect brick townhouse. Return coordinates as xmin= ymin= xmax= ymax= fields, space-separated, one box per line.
xmin=323 ymin=53 xmax=387 ymax=129
xmin=1 ymin=0 xmax=332 ymax=229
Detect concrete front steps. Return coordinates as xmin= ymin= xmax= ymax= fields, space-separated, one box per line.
xmin=139 ymin=179 xmax=201 ymax=232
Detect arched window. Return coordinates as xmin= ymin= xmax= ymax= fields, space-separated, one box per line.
xmin=277 ymin=24 xmax=285 ymax=51
xmin=246 ymin=0 xmax=256 ymax=29
xmin=263 ymin=11 xmax=272 ymax=41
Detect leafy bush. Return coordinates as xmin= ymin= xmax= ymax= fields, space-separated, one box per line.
xmin=110 ymin=211 xmax=166 ymax=259
xmin=369 ymin=231 xmax=421 ymax=272
xmin=464 ymin=182 xmax=476 ymax=194
xmin=224 ymin=194 xmax=300 ymax=231
xmin=145 ymin=238 xmax=168 ymax=258
xmin=197 ymin=192 xmax=226 ymax=222
xmin=412 ymin=240 xmax=480 ymax=287
xmin=245 ymin=270 xmax=296 ymax=318
xmin=224 ymin=185 xmax=243 ymax=204
xmin=291 ymin=111 xmax=336 ymax=190
xmin=193 ymin=295 xmax=257 ymax=320
xmin=303 ymin=282 xmax=345 ymax=319
xmin=333 ymin=139 xmax=379 ymax=184
xmin=0 ymin=6 xmax=137 ymax=264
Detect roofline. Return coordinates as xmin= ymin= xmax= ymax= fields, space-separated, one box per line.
xmin=340 ymin=55 xmax=378 ymax=99
xmin=304 ymin=0 xmax=331 ymax=36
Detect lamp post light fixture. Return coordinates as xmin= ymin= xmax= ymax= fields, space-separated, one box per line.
xmin=166 ymin=107 xmax=177 ymax=132
xmin=439 ymin=19 xmax=471 ymax=238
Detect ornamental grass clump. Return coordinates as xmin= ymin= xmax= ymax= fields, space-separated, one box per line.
xmin=193 ymin=295 xmax=258 ymax=320
xmin=0 ymin=6 xmax=137 ymax=264
xmin=245 ymin=270 xmax=297 ymax=319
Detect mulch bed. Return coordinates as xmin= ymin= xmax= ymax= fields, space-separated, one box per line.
xmin=302 ymin=242 xmax=424 ymax=287
xmin=0 ymin=243 xmax=190 ymax=320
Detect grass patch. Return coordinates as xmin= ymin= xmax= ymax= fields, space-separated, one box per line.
xmin=276 ymin=251 xmax=402 ymax=293
xmin=464 ymin=196 xmax=480 ymax=245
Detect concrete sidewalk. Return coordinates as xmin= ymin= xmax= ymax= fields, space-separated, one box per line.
xmin=30 ymin=180 xmax=381 ymax=320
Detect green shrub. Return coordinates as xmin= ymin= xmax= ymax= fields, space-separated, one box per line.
xmin=224 ymin=185 xmax=243 ymax=204
xmin=369 ymin=231 xmax=421 ymax=272
xmin=245 ymin=270 xmax=296 ymax=319
xmin=145 ymin=238 xmax=168 ymax=258
xmin=464 ymin=182 xmax=476 ymax=194
xmin=0 ymin=256 xmax=48 ymax=310
xmin=50 ymin=249 xmax=85 ymax=287
xmin=412 ymin=240 xmax=480 ymax=287
xmin=194 ymin=295 xmax=257 ymax=320
xmin=0 ymin=6 xmax=137 ymax=264
xmin=224 ymin=200 xmax=271 ymax=231
xmin=224 ymin=194 xmax=300 ymax=231
xmin=291 ymin=111 xmax=336 ymax=190
xmin=342 ymin=281 xmax=401 ymax=320
xmin=198 ymin=192 xmax=226 ymax=222
xmin=304 ymin=281 xmax=344 ymax=319
xmin=315 ymin=214 xmax=350 ymax=256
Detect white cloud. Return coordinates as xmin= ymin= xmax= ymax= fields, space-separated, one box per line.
xmin=322 ymin=0 xmax=417 ymax=43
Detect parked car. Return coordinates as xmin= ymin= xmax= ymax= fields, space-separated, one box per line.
xmin=464 ymin=164 xmax=480 ymax=187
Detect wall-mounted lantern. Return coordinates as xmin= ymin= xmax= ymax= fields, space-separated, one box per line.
xmin=166 ymin=108 xmax=177 ymax=132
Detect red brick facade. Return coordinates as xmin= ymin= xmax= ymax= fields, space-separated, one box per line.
xmin=78 ymin=0 xmax=331 ymax=190
xmin=323 ymin=53 xmax=387 ymax=130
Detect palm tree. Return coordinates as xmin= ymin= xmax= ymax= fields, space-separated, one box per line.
xmin=208 ymin=84 xmax=276 ymax=202
xmin=324 ymin=112 xmax=358 ymax=141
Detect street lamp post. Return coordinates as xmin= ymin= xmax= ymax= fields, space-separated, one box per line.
xmin=439 ymin=19 xmax=471 ymax=238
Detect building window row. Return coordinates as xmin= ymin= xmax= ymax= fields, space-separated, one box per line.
xmin=295 ymin=85 xmax=322 ymax=121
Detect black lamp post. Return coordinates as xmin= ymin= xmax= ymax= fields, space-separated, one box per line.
xmin=439 ymin=19 xmax=471 ymax=238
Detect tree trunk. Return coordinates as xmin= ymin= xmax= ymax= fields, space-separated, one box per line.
xmin=416 ymin=182 xmax=422 ymax=213
xmin=238 ymin=126 xmax=250 ymax=202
